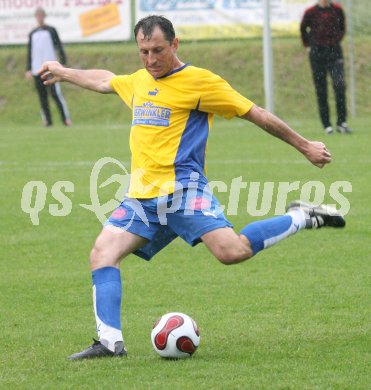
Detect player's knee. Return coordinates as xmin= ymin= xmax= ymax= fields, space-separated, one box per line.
xmin=215 ymin=253 xmax=238 ymax=265
xmin=90 ymin=245 xmax=104 ymax=269
xmin=89 ymin=239 xmax=116 ymax=270
xmin=335 ymin=80 xmax=346 ymax=90
xmin=214 ymin=247 xmax=253 ymax=265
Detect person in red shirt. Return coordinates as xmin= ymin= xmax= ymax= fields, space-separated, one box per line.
xmin=301 ymin=0 xmax=351 ymax=134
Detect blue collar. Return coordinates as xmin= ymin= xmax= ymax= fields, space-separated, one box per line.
xmin=155 ymin=63 xmax=190 ymax=80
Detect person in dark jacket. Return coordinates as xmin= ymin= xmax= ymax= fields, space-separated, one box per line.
xmin=26 ymin=7 xmax=71 ymax=126
xmin=300 ymin=0 xmax=351 ymax=134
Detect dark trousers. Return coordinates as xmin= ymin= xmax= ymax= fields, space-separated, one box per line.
xmin=34 ymin=75 xmax=69 ymax=125
xmin=309 ymin=44 xmax=347 ymax=128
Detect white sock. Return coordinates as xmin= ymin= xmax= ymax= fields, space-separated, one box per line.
xmin=93 ymin=285 xmax=123 ymax=352
xmin=286 ymin=208 xmax=307 ymax=230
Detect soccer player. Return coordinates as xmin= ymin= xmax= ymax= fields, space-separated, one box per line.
xmin=300 ymin=0 xmax=351 ymax=134
xmin=39 ymin=15 xmax=345 ymax=359
xmin=25 ymin=7 xmax=71 ymax=127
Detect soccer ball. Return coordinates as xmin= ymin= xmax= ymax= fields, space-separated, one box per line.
xmin=151 ymin=312 xmax=200 ymax=358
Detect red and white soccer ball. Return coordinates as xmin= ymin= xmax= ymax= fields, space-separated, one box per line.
xmin=151 ymin=312 xmax=200 ymax=358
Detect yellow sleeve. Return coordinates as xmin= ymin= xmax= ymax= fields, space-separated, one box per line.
xmin=197 ymin=70 xmax=254 ymax=119
xmin=110 ymin=74 xmax=134 ymax=109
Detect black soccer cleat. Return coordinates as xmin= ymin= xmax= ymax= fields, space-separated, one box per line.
xmin=68 ymin=339 xmax=127 ymax=360
xmin=286 ymin=200 xmax=346 ymax=229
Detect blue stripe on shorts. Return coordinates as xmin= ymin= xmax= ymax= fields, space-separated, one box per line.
xmin=105 ymin=187 xmax=232 ymax=260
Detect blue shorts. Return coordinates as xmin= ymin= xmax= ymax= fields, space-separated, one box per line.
xmin=105 ymin=187 xmax=233 ymax=260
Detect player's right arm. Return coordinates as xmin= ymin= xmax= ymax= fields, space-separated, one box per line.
xmin=25 ymin=32 xmax=33 ymax=80
xmin=300 ymin=9 xmax=311 ymax=48
xmin=38 ymin=61 xmax=115 ymax=94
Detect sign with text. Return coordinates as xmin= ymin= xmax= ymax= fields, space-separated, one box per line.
xmin=0 ymin=0 xmax=131 ymax=45
xmin=136 ymin=0 xmax=313 ymax=40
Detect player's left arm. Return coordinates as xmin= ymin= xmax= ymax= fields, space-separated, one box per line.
xmin=239 ymin=104 xmax=331 ymax=168
xmin=50 ymin=27 xmax=67 ymax=65
xmin=338 ymin=6 xmax=346 ymax=41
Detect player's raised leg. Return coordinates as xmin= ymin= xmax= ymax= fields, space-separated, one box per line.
xmin=68 ymin=226 xmax=147 ymax=360
xmin=202 ymin=201 xmax=345 ymax=265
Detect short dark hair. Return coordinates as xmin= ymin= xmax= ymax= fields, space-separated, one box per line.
xmin=134 ymin=15 xmax=175 ymax=43
xmin=35 ymin=7 xmax=46 ymax=17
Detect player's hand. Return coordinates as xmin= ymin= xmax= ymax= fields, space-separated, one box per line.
xmin=38 ymin=61 xmax=65 ymax=85
xmin=305 ymin=141 xmax=332 ymax=168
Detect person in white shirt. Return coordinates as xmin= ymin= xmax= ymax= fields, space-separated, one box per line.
xmin=26 ymin=8 xmax=71 ymax=127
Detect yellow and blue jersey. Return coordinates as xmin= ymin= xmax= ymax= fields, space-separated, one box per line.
xmin=110 ymin=64 xmax=254 ymax=198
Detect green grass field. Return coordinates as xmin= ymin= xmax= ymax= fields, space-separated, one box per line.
xmin=1 ymin=36 xmax=370 ymax=389
xmin=1 ymin=115 xmax=370 ymax=389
